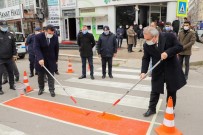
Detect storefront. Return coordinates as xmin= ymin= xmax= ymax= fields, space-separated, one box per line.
xmin=77 ymin=0 xmax=177 ymax=40
xmin=60 ymin=0 xmax=77 ymax=41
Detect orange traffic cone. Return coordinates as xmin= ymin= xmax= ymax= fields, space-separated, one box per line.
xmin=155 ymin=97 xmax=182 ymax=135
xmin=23 ymin=71 xmax=33 ymax=93
xmin=66 ymin=60 xmax=74 ymax=73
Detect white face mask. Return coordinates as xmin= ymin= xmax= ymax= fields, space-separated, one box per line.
xmin=146 ymin=40 xmax=155 ymax=46
xmin=184 ymin=26 xmax=189 ymax=30
xmin=46 ymin=33 xmax=53 ymax=38
xmin=35 ymin=31 xmax=40 ymax=35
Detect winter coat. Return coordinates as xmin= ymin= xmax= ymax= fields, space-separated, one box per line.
xmin=77 ymin=32 xmax=95 ymax=57
xmin=141 ymin=33 xmax=186 ymax=94
xmin=172 ymin=20 xmax=180 ymax=33
xmin=137 ymin=28 xmax=144 ymax=39
xmin=26 ymin=34 xmax=35 ymax=55
xmin=0 ymin=31 xmax=17 ymax=59
xmin=127 ymin=28 xmax=136 ymax=45
xmin=178 ymin=30 xmax=196 ymax=55
xmin=97 ymin=32 xmax=117 ymax=57
xmin=116 ymin=28 xmax=125 ymax=39
xmin=34 ymin=32 xmax=59 ymax=72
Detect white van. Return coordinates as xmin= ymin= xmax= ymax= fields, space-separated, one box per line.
xmin=14 ymin=32 xmax=27 ymax=59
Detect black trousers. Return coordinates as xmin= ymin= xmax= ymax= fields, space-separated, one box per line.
xmin=117 ymin=38 xmax=123 ymax=48
xmin=38 ymin=70 xmax=55 ymax=91
xmin=179 ymin=55 xmax=190 ymax=77
xmin=81 ymin=56 xmax=93 ymax=76
xmin=128 ymin=44 xmax=133 ymax=52
xmin=101 ymin=57 xmax=113 ymax=76
xmin=0 ymin=59 xmax=15 ymax=90
xmin=149 ymin=90 xmax=177 ymax=111
xmin=29 ymin=54 xmax=35 ymax=74
xmin=3 ymin=61 xmax=19 ymax=81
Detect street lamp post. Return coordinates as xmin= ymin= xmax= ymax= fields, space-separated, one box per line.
xmin=19 ymin=0 xmax=25 ymax=36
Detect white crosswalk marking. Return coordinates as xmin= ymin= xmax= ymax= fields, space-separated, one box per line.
xmin=65 ymin=78 xmax=151 ymax=92
xmin=0 ymin=124 xmax=26 ymax=135
xmin=97 ymin=67 xmax=142 ymax=73
xmin=43 ymin=85 xmax=150 ymax=109
xmin=91 ymin=72 xmax=151 ymax=80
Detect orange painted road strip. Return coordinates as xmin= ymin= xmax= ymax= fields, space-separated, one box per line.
xmin=4 ymin=96 xmax=150 ymax=135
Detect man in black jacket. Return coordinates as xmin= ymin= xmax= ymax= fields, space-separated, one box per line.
xmin=0 ymin=20 xmax=17 ymax=95
xmin=77 ymin=25 xmax=96 ymax=80
xmin=97 ymin=26 xmax=117 ymax=79
xmin=140 ymin=26 xmax=186 ymax=117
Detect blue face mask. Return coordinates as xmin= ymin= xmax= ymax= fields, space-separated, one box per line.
xmin=82 ymin=30 xmax=88 ymax=34
xmin=165 ymin=27 xmax=171 ymax=31
xmin=0 ymin=27 xmax=8 ymax=32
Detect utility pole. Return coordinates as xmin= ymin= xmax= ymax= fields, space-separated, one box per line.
xmin=19 ymin=0 xmax=25 ymax=36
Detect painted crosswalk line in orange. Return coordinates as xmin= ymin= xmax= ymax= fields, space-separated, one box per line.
xmin=4 ymin=96 xmax=150 ymax=135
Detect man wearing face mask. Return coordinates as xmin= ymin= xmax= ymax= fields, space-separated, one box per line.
xmin=141 ymin=26 xmax=186 ymax=117
xmin=127 ymin=25 xmax=136 ymax=53
xmin=178 ymin=21 xmax=196 ymax=80
xmin=77 ymin=25 xmax=95 ymax=80
xmin=0 ymin=20 xmax=17 ymax=95
xmin=163 ymin=22 xmax=176 ymax=36
xmin=116 ymin=25 xmax=124 ymax=48
xmin=26 ymin=27 xmax=41 ymax=77
xmin=97 ymin=26 xmax=117 ymax=79
xmin=137 ymin=24 xmax=144 ymax=52
xmin=34 ymin=24 xmax=59 ymax=97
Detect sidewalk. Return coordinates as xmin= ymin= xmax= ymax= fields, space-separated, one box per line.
xmin=59 ymin=41 xmax=203 ymax=68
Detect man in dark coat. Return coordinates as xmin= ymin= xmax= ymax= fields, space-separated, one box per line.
xmin=140 ymin=26 xmax=186 ymax=117
xmin=34 ymin=24 xmax=59 ymax=97
xmin=0 ymin=20 xmax=17 ymax=95
xmin=172 ymin=18 xmax=180 ymax=35
xmin=97 ymin=26 xmax=117 ymax=79
xmin=26 ymin=27 xmax=41 ymax=77
xmin=116 ymin=25 xmax=125 ymax=48
xmin=77 ymin=25 xmax=95 ymax=80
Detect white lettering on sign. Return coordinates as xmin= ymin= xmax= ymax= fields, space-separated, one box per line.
xmin=0 ymin=5 xmax=21 ymax=20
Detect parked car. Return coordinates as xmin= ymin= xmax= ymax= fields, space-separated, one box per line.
xmin=12 ymin=32 xmax=27 ymax=59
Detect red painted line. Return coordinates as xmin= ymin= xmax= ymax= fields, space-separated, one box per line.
xmin=4 ymin=96 xmax=150 ymax=135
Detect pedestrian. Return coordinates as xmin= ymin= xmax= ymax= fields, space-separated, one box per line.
xmin=133 ymin=22 xmax=139 ymax=47
xmin=172 ymin=17 xmax=180 ymax=35
xmin=127 ymin=25 xmax=136 ymax=53
xmin=116 ymin=25 xmax=125 ymax=48
xmin=178 ymin=21 xmax=196 ymax=80
xmin=34 ymin=24 xmax=59 ymax=97
xmin=125 ymin=25 xmax=129 ymax=44
xmin=26 ymin=27 xmax=42 ymax=77
xmin=0 ymin=20 xmax=17 ymax=95
xmin=140 ymin=26 xmax=186 ymax=117
xmin=2 ymin=61 xmax=19 ymax=85
xmin=77 ymin=25 xmax=96 ymax=80
xmin=137 ymin=24 xmax=145 ymax=52
xmin=97 ymin=26 xmax=117 ymax=79
xmin=163 ymin=22 xmax=177 ymax=36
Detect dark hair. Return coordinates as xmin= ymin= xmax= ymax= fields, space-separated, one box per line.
xmin=184 ymin=21 xmax=191 ymax=25
xmin=46 ymin=24 xmax=55 ymax=31
xmin=165 ymin=22 xmax=171 ymax=26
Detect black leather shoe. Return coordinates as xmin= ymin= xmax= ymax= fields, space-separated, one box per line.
xmin=15 ymin=76 xmax=19 ymax=82
xmin=102 ymin=75 xmax=106 ymax=79
xmin=79 ymin=75 xmax=86 ymax=79
xmin=10 ymin=86 xmax=16 ymax=90
xmin=50 ymin=91 xmax=55 ymax=97
xmin=55 ymin=71 xmax=60 ymax=75
xmin=0 ymin=90 xmax=4 ymax=95
xmin=29 ymin=74 xmax=34 ymax=78
xmin=90 ymin=75 xmax=95 ymax=80
xmin=2 ymin=80 xmax=8 ymax=85
xmin=38 ymin=89 xmax=44 ymax=95
xmin=143 ymin=109 xmax=156 ymax=117
xmin=109 ymin=75 xmax=113 ymax=78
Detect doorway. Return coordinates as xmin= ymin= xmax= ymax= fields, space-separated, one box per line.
xmin=64 ymin=18 xmax=76 ymax=40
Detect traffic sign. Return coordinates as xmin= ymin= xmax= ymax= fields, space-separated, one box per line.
xmin=177 ymin=0 xmax=188 ymax=17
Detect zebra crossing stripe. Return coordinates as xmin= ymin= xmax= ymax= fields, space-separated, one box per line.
xmin=43 ymin=85 xmax=150 ymax=109
xmin=91 ymin=72 xmax=150 ymax=80
xmin=97 ymin=67 xmax=141 ymax=73
xmin=0 ymin=124 xmax=26 ymax=135
xmin=65 ymin=78 xmax=151 ymax=92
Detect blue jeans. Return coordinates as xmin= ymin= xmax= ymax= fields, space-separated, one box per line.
xmin=81 ymin=56 xmax=94 ymax=76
